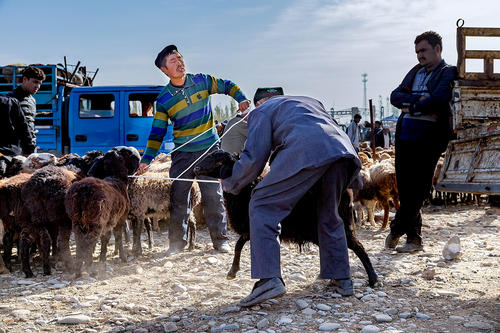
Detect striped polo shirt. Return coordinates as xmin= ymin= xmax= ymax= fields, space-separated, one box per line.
xmin=141 ymin=73 xmax=247 ymax=164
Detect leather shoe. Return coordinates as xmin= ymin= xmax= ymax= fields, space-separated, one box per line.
xmin=385 ymin=233 xmax=400 ymax=249
xmin=396 ymin=241 xmax=423 ymax=253
xmin=328 ymin=278 xmax=354 ymax=296
xmin=239 ymin=277 xmax=286 ymax=307
xmin=214 ymin=241 xmax=231 ymax=253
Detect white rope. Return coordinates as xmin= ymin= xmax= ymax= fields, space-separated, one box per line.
xmin=134 ymin=109 xmax=251 ymax=181
xmin=128 ymin=175 xmax=219 ymax=183
xmin=174 ymin=112 xmax=250 ymax=179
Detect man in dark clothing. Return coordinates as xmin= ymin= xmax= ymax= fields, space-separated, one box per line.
xmin=0 ymin=95 xmax=35 ymax=157
xmin=222 ymin=93 xmax=361 ymax=306
xmin=386 ymin=31 xmax=457 ymax=253
xmin=375 ymin=127 xmax=391 ymax=148
xmin=9 ymin=66 xmax=45 ymax=153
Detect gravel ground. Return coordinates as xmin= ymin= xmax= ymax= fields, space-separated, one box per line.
xmin=0 ymin=204 xmax=498 ymax=333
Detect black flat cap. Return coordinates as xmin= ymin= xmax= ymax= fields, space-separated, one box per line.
xmin=154 ymin=45 xmax=178 ymax=69
xmin=253 ymin=87 xmax=284 ymax=105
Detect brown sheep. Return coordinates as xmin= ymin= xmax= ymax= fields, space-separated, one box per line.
xmin=0 ymin=173 xmax=32 ymax=272
xmin=353 ymin=168 xmax=377 ymax=227
xmin=65 ymin=147 xmax=140 ymax=277
xmin=127 ymin=154 xmax=203 ymax=256
xmin=369 ymin=159 xmax=399 ymax=229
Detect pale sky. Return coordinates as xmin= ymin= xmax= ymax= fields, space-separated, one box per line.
xmin=1 ymin=0 xmax=498 ymax=121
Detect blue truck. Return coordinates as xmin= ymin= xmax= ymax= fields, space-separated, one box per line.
xmin=0 ymin=63 xmax=174 ymax=156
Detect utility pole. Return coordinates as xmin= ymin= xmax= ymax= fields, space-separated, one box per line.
xmin=378 ymin=95 xmax=384 ymax=120
xmin=362 ymin=73 xmax=368 ymax=116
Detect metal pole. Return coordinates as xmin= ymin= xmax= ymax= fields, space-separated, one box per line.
xmin=369 ymin=99 xmax=375 ymax=152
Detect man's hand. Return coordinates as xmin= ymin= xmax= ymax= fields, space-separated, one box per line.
xmin=402 ymin=107 xmax=409 ymax=113
xmin=238 ymin=100 xmax=251 ymax=112
xmin=136 ymin=162 xmax=149 ymax=175
xmin=419 ymin=95 xmax=427 ymax=101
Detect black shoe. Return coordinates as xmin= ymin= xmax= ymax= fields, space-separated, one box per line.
xmin=328 ymin=278 xmax=354 ymax=296
xmin=239 ymin=277 xmax=286 ymax=307
xmin=385 ymin=233 xmax=400 ymax=249
xmin=396 ymin=241 xmax=423 ymax=253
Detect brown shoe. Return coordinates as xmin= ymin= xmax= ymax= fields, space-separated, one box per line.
xmin=385 ymin=233 xmax=400 ymax=249
xmin=396 ymin=241 xmax=423 ymax=253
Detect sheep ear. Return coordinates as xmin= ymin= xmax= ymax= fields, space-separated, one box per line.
xmin=87 ymin=156 xmax=104 ymax=177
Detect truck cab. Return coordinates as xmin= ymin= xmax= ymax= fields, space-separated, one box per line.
xmin=68 ymin=85 xmax=173 ymax=156
xmin=0 ymin=63 xmax=174 ymax=156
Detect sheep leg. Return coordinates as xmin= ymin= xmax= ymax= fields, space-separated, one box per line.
xmin=113 ymin=224 xmax=127 ymax=262
xmin=187 ymin=215 xmax=196 ymax=251
xmin=58 ymin=223 xmax=73 ymax=273
xmin=20 ymin=228 xmax=35 ymax=278
xmin=365 ymin=200 xmax=376 ymax=226
xmin=227 ymin=235 xmax=248 ymax=280
xmin=0 ymin=254 xmax=9 ymax=274
xmin=38 ymin=228 xmax=52 ymax=276
xmin=145 ymin=218 xmax=153 ymax=250
xmin=380 ymin=200 xmax=390 ymax=229
xmin=99 ymin=231 xmax=111 ymax=263
xmin=131 ymin=216 xmax=143 ymax=257
xmin=123 ymin=219 xmax=131 ymax=244
xmin=47 ymin=224 xmax=59 ymax=259
xmin=339 ymin=192 xmax=378 ymax=287
xmin=2 ymin=228 xmax=15 ymax=271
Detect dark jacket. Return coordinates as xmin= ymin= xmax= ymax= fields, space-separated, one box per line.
xmin=0 ymin=95 xmax=36 ymax=156
xmin=222 ymin=96 xmax=361 ymax=194
xmin=9 ymin=86 xmax=37 ymax=149
xmin=374 ymin=128 xmax=389 ymax=147
xmin=391 ymin=60 xmax=457 ymax=151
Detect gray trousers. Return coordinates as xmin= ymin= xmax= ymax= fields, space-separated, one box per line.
xmin=169 ymin=147 xmax=228 ymax=248
xmin=249 ymin=159 xmax=351 ymax=280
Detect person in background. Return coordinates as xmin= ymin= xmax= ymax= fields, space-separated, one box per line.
xmin=385 ymin=31 xmax=457 ymax=253
xmin=346 ymin=114 xmax=362 ymax=151
xmin=221 ymin=108 xmax=249 ymax=156
xmin=375 ymin=123 xmax=390 ymax=148
xmin=136 ymin=44 xmax=251 ymax=255
xmin=9 ymin=66 xmax=45 ymax=153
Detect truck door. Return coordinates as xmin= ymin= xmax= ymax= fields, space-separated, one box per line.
xmin=123 ymin=91 xmax=174 ymax=155
xmin=69 ymin=91 xmax=120 ymax=155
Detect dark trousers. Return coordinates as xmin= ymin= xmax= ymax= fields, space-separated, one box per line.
xmin=249 ymin=159 xmax=352 ymax=280
xmin=169 ymin=146 xmax=228 ymax=248
xmin=390 ymin=139 xmax=442 ymax=241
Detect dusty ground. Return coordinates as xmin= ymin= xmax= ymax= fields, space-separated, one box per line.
xmin=0 ymin=204 xmax=499 ymax=333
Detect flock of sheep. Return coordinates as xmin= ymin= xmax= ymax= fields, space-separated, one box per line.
xmin=0 ymin=142 xmax=412 ymax=287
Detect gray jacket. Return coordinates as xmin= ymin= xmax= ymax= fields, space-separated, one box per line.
xmin=222 ymin=95 xmax=361 ymax=194
xmin=221 ymin=114 xmax=248 ymax=156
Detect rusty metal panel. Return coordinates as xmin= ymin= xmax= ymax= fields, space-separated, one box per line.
xmin=453 ymin=83 xmax=500 ymax=139
xmin=437 ymin=133 xmax=500 ymax=194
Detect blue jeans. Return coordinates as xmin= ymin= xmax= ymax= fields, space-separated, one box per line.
xmin=169 ymin=146 xmax=228 ymax=248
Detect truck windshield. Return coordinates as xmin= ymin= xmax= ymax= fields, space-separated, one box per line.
xmin=129 ymin=93 xmax=157 ymax=117
xmin=79 ymin=94 xmax=115 ymax=118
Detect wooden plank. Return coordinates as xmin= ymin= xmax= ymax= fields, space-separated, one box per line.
xmin=461 ymin=27 xmax=500 ymax=37
xmin=464 ymin=50 xmax=500 ymax=59
xmin=463 ymin=72 xmax=500 ymax=81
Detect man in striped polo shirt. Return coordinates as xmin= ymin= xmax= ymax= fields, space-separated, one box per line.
xmin=137 ymin=45 xmax=250 ymax=255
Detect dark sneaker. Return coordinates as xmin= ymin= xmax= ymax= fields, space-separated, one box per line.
xmin=385 ymin=233 xmax=400 ymax=249
xmin=239 ymin=277 xmax=286 ymax=307
xmin=328 ymin=278 xmax=354 ymax=296
xmin=166 ymin=244 xmax=185 ymax=256
xmin=396 ymin=241 xmax=423 ymax=253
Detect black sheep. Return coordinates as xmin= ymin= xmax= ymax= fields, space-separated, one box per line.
xmin=194 ymin=150 xmax=378 ymax=287
xmin=19 ymin=151 xmax=104 ymax=277
xmin=65 ymin=147 xmax=140 ymax=277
